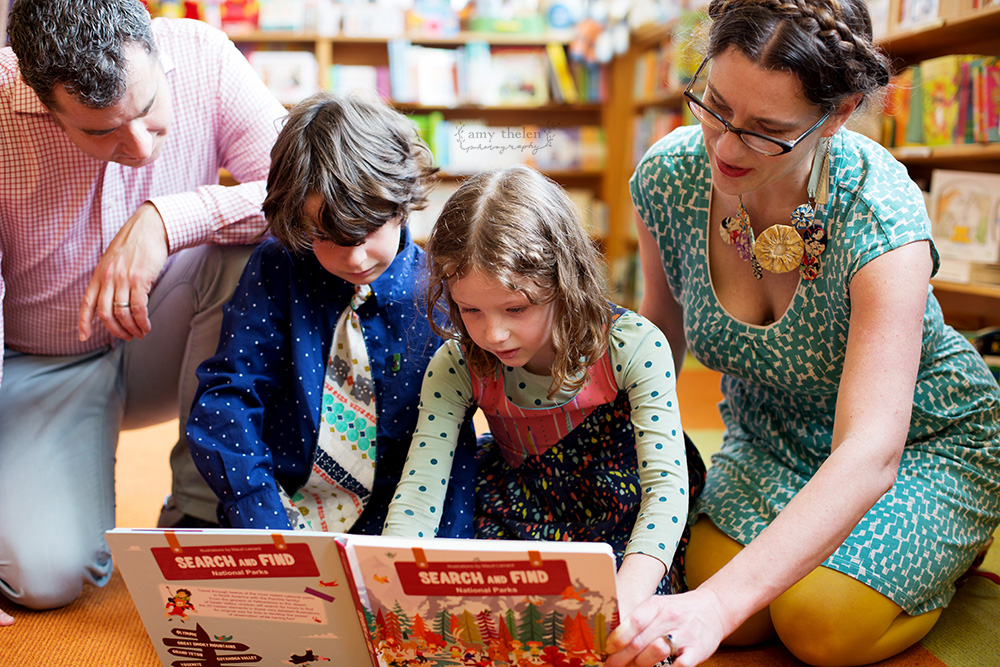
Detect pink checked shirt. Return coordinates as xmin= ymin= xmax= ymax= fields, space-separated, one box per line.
xmin=0 ymin=18 xmax=287 ymax=385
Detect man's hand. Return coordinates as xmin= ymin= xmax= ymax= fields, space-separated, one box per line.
xmin=78 ymin=202 xmax=169 ymax=342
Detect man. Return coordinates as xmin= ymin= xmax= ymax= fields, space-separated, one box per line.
xmin=0 ymin=0 xmax=286 ymax=624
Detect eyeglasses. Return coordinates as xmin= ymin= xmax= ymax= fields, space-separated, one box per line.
xmin=683 ymin=59 xmax=831 ymax=156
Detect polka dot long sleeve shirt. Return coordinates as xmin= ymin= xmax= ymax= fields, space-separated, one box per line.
xmin=187 ymin=233 xmax=476 ymax=533
xmin=384 ymin=310 xmax=689 ymax=568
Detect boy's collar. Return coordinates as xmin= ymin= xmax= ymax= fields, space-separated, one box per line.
xmin=362 ymin=226 xmax=417 ymax=304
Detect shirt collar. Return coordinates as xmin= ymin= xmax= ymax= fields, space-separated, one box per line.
xmin=365 ymin=226 xmax=419 ymax=306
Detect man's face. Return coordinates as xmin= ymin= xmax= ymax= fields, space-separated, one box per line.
xmin=48 ymin=44 xmax=172 ymax=167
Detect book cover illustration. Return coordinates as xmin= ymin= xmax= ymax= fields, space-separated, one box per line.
xmin=343 ymin=535 xmax=620 ymax=667
xmin=929 ymin=169 xmax=1000 ymax=264
xmin=921 ymin=54 xmax=964 ymax=146
xmin=488 ymin=47 xmax=551 ymax=106
xmin=108 ymin=529 xmax=378 ymax=667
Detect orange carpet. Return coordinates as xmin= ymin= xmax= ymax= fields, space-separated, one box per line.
xmin=0 ymin=361 xmax=993 ymax=667
xmin=0 ymin=568 xmax=948 ymax=667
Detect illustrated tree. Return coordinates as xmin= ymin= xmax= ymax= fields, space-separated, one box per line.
xmin=391 ymin=601 xmax=412 ymax=639
xmin=564 ymin=613 xmax=595 ymax=654
xmin=593 ymin=611 xmax=610 ymax=654
xmin=503 ymin=608 xmax=517 ymax=639
xmin=476 ymin=609 xmax=497 ymax=643
xmin=383 ymin=609 xmax=403 ymax=645
xmin=517 ymin=602 xmax=544 ymax=644
xmin=433 ymin=609 xmax=454 ymax=643
xmin=374 ymin=608 xmax=388 ymax=645
xmin=497 ymin=612 xmax=516 ymax=656
xmin=362 ymin=607 xmax=378 ymax=637
xmin=412 ymin=613 xmax=430 ymax=641
xmin=456 ymin=609 xmax=485 ymax=646
xmin=543 ymin=608 xmax=564 ymax=647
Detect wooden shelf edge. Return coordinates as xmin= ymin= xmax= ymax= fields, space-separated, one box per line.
xmin=890 ymin=143 xmax=1000 ymax=162
xmin=931 ymin=279 xmax=1000 ymax=300
xmin=878 ymin=5 xmax=1000 ymax=59
xmin=633 ymin=90 xmax=685 ymax=110
xmin=438 ymin=168 xmax=604 ymax=180
xmin=394 ymin=102 xmax=603 ymax=113
xmin=225 ymin=29 xmax=575 ymax=46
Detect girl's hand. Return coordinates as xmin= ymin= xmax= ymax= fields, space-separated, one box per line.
xmin=606 ymin=588 xmax=729 ymax=667
xmin=0 ymin=609 xmax=13 ymax=627
xmin=615 ymin=553 xmax=666 ymax=618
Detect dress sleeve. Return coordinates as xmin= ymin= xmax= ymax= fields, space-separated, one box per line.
xmin=610 ymin=311 xmax=689 ymax=567
xmin=186 ymin=245 xmax=293 ymax=529
xmin=382 ymin=340 xmax=475 ymax=537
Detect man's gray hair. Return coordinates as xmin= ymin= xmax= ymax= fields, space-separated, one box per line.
xmin=8 ymin=0 xmax=157 ymax=109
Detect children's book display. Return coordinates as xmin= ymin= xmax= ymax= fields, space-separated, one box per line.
xmin=929 ymin=168 xmax=1000 ymax=284
xmin=107 ymin=529 xmax=620 ymax=667
xmin=883 ymin=54 xmax=1000 ymax=147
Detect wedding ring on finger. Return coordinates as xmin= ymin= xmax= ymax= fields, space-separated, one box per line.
xmin=664 ymin=633 xmax=678 ymax=662
xmin=113 ymin=301 xmax=131 ymax=309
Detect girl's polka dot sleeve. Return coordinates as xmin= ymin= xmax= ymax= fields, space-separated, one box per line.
xmin=382 ymin=340 xmax=474 ymax=537
xmin=610 ymin=311 xmax=689 ymax=567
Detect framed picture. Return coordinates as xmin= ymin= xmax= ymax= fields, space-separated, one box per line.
xmin=247 ymin=50 xmax=318 ymax=106
xmin=929 ymin=169 xmax=1000 ymax=264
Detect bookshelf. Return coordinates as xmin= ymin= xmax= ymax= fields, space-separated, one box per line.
xmin=878 ymin=5 xmax=1000 ymax=64
xmin=931 ymin=280 xmax=1000 ymax=330
xmin=612 ymin=7 xmax=1000 ymax=324
xmin=876 ymin=6 xmax=1000 ymax=329
xmin=220 ymin=28 xmax=618 ymax=247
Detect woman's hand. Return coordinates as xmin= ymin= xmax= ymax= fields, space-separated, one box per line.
xmin=606 ymin=588 xmax=729 ymax=667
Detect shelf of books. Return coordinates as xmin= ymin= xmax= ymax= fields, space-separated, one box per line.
xmin=176 ymin=0 xmax=622 ymax=258
xmin=877 ymin=4 xmax=1000 ymax=64
xmin=876 ymin=4 xmax=1000 ymax=323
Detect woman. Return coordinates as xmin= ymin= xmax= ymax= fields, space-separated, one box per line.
xmin=607 ymin=1 xmax=1000 ymax=666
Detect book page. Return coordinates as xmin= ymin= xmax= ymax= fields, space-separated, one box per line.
xmin=108 ymin=529 xmax=376 ymax=667
xmin=344 ymin=535 xmax=620 ymax=666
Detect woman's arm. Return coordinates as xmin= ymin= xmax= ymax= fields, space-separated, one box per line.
xmin=636 ymin=218 xmax=687 ymax=374
xmin=607 ymin=241 xmax=933 ymax=667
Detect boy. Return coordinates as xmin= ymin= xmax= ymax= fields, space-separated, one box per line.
xmin=187 ymin=92 xmax=474 ymax=534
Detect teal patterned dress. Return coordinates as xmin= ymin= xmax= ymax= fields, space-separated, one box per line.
xmin=631 ymin=125 xmax=1000 ymax=614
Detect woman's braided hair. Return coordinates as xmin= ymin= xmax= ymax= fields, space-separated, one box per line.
xmin=706 ymin=0 xmax=891 ymax=111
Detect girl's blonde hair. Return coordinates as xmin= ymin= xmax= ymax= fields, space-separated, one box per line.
xmin=425 ymin=165 xmax=611 ymax=397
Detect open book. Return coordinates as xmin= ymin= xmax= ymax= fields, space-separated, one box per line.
xmin=107 ymin=528 xmax=620 ymax=667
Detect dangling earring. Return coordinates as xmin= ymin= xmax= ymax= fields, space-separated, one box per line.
xmin=720 ymin=136 xmax=831 ymax=281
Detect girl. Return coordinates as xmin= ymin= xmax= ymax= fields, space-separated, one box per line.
xmin=383 ymin=165 xmax=704 ymax=611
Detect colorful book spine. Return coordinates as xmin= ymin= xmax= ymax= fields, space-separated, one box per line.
xmin=547 ymin=42 xmax=580 ymax=104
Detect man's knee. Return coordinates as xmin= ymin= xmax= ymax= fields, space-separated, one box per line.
xmin=0 ymin=539 xmax=107 ymax=610
xmin=174 ymin=244 xmax=255 ymax=311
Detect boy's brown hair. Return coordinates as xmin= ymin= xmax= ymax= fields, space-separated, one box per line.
xmin=263 ymin=92 xmax=438 ymax=250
